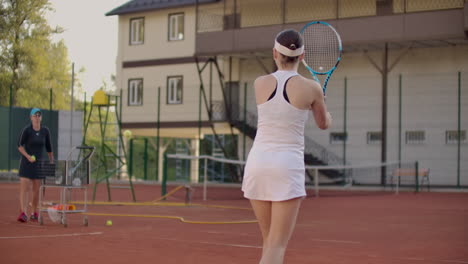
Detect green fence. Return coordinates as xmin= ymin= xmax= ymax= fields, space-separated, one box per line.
xmin=0 ymin=106 xmax=58 ymax=171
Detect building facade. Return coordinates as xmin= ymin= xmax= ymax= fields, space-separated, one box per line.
xmin=107 ymin=0 xmax=468 ymax=186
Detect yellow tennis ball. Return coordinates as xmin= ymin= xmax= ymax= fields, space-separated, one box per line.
xmin=123 ymin=130 xmax=132 ymax=139
xmin=106 ymin=220 xmax=112 ymax=226
xmin=31 ymin=155 xmax=36 ymax=161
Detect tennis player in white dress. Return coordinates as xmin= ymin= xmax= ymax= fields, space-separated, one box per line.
xmin=242 ymin=29 xmax=332 ymax=264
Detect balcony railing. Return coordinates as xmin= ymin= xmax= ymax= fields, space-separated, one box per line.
xmin=197 ymin=0 xmax=465 ymax=33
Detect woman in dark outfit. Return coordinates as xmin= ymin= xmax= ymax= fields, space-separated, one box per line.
xmin=17 ymin=108 xmax=54 ymax=222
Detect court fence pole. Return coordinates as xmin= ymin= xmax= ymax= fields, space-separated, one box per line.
xmin=83 ymin=92 xmax=86 ymax=145
xmin=162 ymin=154 xmax=168 ymax=197
xmin=8 ymin=83 xmax=13 ymax=172
xmin=457 ymin=71 xmax=461 ymax=187
xmin=343 ymin=77 xmax=347 ymax=166
xmin=243 ymin=82 xmax=247 ymax=161
xmin=49 ymin=88 xmax=53 ymax=130
xmin=157 ymin=87 xmax=161 ymax=181
xmin=49 ymin=88 xmax=53 ymax=110
xmin=314 ymin=168 xmax=319 ymax=197
xmin=203 ymin=157 xmax=208 ymax=201
xmin=415 ymin=161 xmax=419 ymax=193
xmin=119 ymin=89 xmax=123 ymax=180
xmin=398 ymin=74 xmax=402 ymax=188
xmin=381 ymin=42 xmax=389 ymax=185
xmin=398 ymin=74 xmax=402 ymax=166
xmin=144 ymin=138 xmax=148 ymax=180
xmin=70 ymin=62 xmax=75 ymax=152
xmin=129 ymin=138 xmax=134 ymax=177
xmin=198 ymin=83 xmax=201 ymax=145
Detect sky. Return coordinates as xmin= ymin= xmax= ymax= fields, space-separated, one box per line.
xmin=46 ymin=0 xmax=129 ymax=100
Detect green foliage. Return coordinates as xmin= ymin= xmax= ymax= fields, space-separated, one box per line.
xmin=0 ymin=0 xmax=81 ymax=109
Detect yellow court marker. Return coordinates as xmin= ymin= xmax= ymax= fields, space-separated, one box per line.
xmin=84 ymin=212 xmax=257 ymax=225
xmin=70 ymin=200 xmax=252 ymax=210
xmin=70 ymin=184 xmax=252 ymax=211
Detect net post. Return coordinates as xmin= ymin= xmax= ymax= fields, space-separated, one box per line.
xmin=395 ymin=169 xmax=400 ymax=195
xmin=162 ymin=154 xmax=168 ymax=198
xmin=415 ymin=161 xmax=419 ymax=193
xmin=184 ymin=185 xmax=192 ymax=205
xmin=143 ymin=138 xmax=148 ymax=180
xmin=129 ymin=138 xmax=134 ymax=178
xmin=314 ymin=168 xmax=319 ymax=197
xmin=203 ymin=157 xmax=208 ymax=201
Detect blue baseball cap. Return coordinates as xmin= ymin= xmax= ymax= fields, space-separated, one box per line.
xmin=30 ymin=108 xmax=41 ymax=116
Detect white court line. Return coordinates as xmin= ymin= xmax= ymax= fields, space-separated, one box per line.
xmin=0 ymin=232 xmax=103 ymax=239
xmin=205 ymin=231 xmax=255 ymax=237
xmin=393 ymin=258 xmax=468 ymax=264
xmin=310 ymin=238 xmax=361 ymax=244
xmin=427 ymin=260 xmax=468 ymax=264
xmin=0 ymin=221 xmax=44 ymax=228
xmin=203 ymin=231 xmax=360 ymax=244
xmin=157 ymin=236 xmax=361 ymax=249
xmin=159 ymin=237 xmax=467 ymax=264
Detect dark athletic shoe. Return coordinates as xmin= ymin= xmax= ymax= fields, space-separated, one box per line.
xmin=17 ymin=212 xmax=28 ymax=223
xmin=30 ymin=212 xmax=38 ymax=222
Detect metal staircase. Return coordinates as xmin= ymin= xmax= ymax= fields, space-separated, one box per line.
xmin=194 ymin=56 xmax=344 ymax=183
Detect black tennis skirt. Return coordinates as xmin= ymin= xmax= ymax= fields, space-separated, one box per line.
xmin=18 ymin=159 xmax=54 ymax=180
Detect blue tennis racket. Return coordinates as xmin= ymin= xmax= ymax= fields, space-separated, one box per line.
xmin=300 ymin=21 xmax=342 ymax=95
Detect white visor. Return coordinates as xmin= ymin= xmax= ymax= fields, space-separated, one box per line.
xmin=274 ymin=40 xmax=304 ymax=57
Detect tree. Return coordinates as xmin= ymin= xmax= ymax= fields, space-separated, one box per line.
xmin=0 ymin=0 xmax=76 ymax=109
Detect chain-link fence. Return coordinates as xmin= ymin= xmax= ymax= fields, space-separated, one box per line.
xmin=234 ymin=71 xmax=467 ymax=187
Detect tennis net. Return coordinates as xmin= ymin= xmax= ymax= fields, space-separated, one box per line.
xmin=163 ymin=154 xmax=423 ymax=200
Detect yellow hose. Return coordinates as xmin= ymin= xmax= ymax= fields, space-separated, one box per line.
xmin=84 ymin=212 xmax=257 ymax=224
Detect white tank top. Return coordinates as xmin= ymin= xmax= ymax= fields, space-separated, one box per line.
xmin=242 ymin=70 xmax=309 ymax=201
xmin=252 ymin=70 xmax=309 ymax=167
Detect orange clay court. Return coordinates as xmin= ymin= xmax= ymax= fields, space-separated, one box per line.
xmin=0 ymin=182 xmax=467 ymax=264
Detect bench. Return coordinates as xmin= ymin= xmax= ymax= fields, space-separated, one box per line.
xmin=393 ymin=168 xmax=430 ymax=193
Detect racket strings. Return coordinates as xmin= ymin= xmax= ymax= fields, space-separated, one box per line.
xmin=302 ymin=24 xmax=340 ymax=73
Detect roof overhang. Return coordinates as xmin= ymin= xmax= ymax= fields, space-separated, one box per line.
xmin=106 ymin=0 xmax=220 ymax=16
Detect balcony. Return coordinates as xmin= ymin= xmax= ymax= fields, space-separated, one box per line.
xmin=195 ymin=0 xmax=468 ymax=56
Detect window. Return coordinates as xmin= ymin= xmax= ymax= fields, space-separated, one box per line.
xmin=168 ymin=13 xmax=184 ymax=41
xmin=405 ymin=130 xmax=425 ymax=144
xmin=446 ymin=130 xmax=466 ymax=144
xmin=130 ymin=17 xmax=144 ymax=45
xmin=167 ymin=76 xmax=183 ymax=104
xmin=367 ymin=131 xmax=382 ymax=144
xmin=330 ymin=132 xmax=347 ymax=144
xmin=128 ymin=79 xmax=143 ymax=106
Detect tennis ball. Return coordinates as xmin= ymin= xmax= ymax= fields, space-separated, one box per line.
xmin=106 ymin=220 xmax=112 ymax=226
xmin=123 ymin=130 xmax=132 ymax=139
xmin=31 ymin=155 xmax=36 ymax=161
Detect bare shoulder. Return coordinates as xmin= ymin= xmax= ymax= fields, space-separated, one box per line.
xmin=291 ymin=75 xmax=322 ymax=96
xmin=254 ymin=74 xmax=277 ymax=105
xmin=254 ymin=74 xmax=276 ymax=89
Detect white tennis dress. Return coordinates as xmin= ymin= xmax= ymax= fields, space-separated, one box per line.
xmin=242 ymin=70 xmax=309 ymax=201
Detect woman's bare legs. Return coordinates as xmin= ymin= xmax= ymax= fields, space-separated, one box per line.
xmin=31 ymin=179 xmax=41 ymax=214
xmin=19 ymin=177 xmax=30 ymax=213
xmin=250 ymin=200 xmax=272 ymax=257
xmin=250 ymin=198 xmax=303 ymax=264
